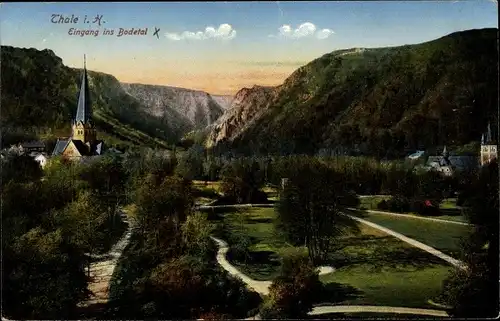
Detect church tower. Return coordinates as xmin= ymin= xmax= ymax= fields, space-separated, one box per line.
xmin=52 ymin=55 xmax=104 ymax=159
xmin=480 ymin=122 xmax=497 ymax=166
xmin=72 ymin=55 xmax=97 ymax=151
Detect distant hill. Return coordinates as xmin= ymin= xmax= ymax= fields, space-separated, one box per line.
xmin=207 ymin=28 xmax=498 ymax=158
xmin=0 ymin=46 xmax=230 ymax=150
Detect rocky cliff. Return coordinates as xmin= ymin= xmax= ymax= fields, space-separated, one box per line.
xmin=205 ymin=85 xmax=275 ymax=148
xmin=120 ymin=83 xmax=232 ymax=133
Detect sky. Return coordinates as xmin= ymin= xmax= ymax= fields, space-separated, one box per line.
xmin=1 ymin=1 xmax=498 ymax=95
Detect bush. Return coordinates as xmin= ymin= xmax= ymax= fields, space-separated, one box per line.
xmin=227 ymin=235 xmax=252 ymax=263
xmin=386 ymin=196 xmax=411 ymax=213
xmin=377 ymin=199 xmax=389 ymax=210
xmin=410 ymin=199 xmax=441 ymax=216
xmin=264 ymin=251 xmax=322 ymax=318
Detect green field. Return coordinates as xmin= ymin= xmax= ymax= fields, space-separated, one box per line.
xmin=352 ymin=210 xmax=473 ymax=257
xmin=211 ymin=207 xmax=453 ymax=309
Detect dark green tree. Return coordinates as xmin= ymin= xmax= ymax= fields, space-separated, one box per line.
xmin=276 ymin=161 xmax=359 ymax=263
xmin=261 ymin=250 xmax=322 ymax=318
xmin=440 ymin=160 xmax=499 ymax=317
xmin=220 ymin=158 xmax=267 ymax=204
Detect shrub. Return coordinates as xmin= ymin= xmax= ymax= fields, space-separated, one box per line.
xmin=377 ymin=199 xmax=389 ymax=210
xmin=227 ymin=235 xmax=252 ymax=263
xmin=387 ymin=196 xmax=411 ymax=213
xmin=264 ymin=251 xmax=322 ymax=318
xmin=410 ymin=198 xmax=441 ymax=216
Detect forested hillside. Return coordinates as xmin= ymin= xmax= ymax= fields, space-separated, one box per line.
xmin=210 ymin=28 xmax=498 ymax=158
xmin=1 ymin=46 xmax=183 ymax=149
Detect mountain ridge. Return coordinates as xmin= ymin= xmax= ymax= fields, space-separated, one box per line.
xmin=207 ymin=28 xmax=499 ymax=157
xmin=0 ymin=45 xmax=232 ymax=150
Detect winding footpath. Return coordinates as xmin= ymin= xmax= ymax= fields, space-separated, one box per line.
xmin=78 ymin=209 xmax=135 ymax=307
xmin=210 ymin=235 xmax=450 ymax=318
xmin=203 ymin=204 xmax=452 ymax=318
xmin=344 ymin=213 xmax=466 ymax=270
xmin=348 ymin=207 xmax=472 ymax=226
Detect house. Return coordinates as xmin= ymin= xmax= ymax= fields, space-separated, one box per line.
xmin=408 ymin=150 xmax=425 ymax=160
xmin=18 ymin=141 xmax=45 ymax=153
xmin=426 ymin=145 xmax=479 ymax=176
xmin=52 ymin=55 xmax=105 ymax=160
xmin=34 ymin=153 xmax=49 ymax=168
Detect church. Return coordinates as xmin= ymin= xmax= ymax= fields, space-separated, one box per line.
xmin=480 ymin=123 xmax=497 ymax=166
xmin=52 ymin=56 xmax=105 ymax=160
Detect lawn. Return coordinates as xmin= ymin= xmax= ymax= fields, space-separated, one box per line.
xmin=358 ymin=195 xmax=392 ymax=210
xmin=352 ymin=210 xmax=473 ymax=257
xmin=192 ymin=182 xmax=279 ymax=204
xmin=210 ymin=207 xmax=453 ymax=309
xmin=193 ymin=181 xmax=222 ymax=204
xmin=262 ymin=185 xmax=279 ymax=201
xmin=211 ymin=207 xmax=293 ymax=280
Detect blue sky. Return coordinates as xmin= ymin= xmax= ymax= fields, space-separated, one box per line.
xmin=1 ymin=1 xmax=498 ymax=94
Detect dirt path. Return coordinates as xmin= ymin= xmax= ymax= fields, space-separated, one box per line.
xmin=345 ymin=213 xmax=466 ymax=270
xmin=211 ymin=235 xmax=449 ymax=319
xmin=211 ymin=236 xmax=272 ymax=295
xmin=79 ymin=209 xmax=134 ymax=307
xmin=349 ymin=207 xmax=472 ymax=226
xmin=310 ymin=305 xmax=448 ymax=317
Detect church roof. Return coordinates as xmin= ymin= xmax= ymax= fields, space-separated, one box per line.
xmin=52 ymin=139 xmax=70 ymax=156
xmin=71 ymin=140 xmax=91 ymax=156
xmin=75 ymin=55 xmax=92 ymax=124
xmin=51 ymin=138 xmax=104 ymax=157
xmin=427 ymin=155 xmax=478 ymax=171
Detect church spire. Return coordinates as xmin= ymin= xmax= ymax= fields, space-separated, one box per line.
xmin=75 ymin=54 xmax=91 ymax=124
xmin=486 ymin=122 xmax=492 ymax=143
xmin=442 ymin=145 xmax=449 ymax=158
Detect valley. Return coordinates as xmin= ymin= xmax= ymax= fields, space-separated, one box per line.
xmin=1 ymin=17 xmax=498 ymax=321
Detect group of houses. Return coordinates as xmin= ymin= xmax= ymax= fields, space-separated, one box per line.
xmin=1 ymin=141 xmax=49 ymax=168
xmin=408 ymin=123 xmax=497 ymax=176
xmin=1 ymin=55 xmax=121 ymax=169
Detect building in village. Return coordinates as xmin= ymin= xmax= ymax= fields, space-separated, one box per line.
xmin=34 ymin=153 xmax=49 ymax=168
xmin=480 ymin=122 xmax=497 ymax=166
xmin=1 ymin=142 xmax=48 ymax=168
xmin=52 ymin=55 xmax=105 ymax=160
xmin=18 ymin=141 xmax=46 ymax=154
xmin=423 ymin=123 xmax=496 ymax=176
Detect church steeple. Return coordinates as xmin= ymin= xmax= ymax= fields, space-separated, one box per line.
xmin=486 ymin=122 xmax=492 ymax=143
xmin=442 ymin=145 xmax=448 ymax=158
xmin=72 ymin=55 xmax=96 ymax=146
xmin=75 ymin=54 xmax=92 ymax=124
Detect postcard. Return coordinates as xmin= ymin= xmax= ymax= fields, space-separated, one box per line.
xmin=1 ymin=1 xmax=498 ymax=320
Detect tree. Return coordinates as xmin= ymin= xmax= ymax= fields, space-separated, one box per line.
xmin=220 ymin=158 xmax=267 ymax=204
xmin=1 ymin=153 xmax=43 ymax=184
xmin=439 ymin=160 xmax=499 ymax=317
xmin=134 ymin=175 xmax=194 ymax=249
xmin=276 ymin=161 xmax=359 ymax=263
xmin=262 ymin=250 xmax=322 ymax=318
xmin=2 ymin=227 xmax=89 ymax=319
xmin=181 ymin=212 xmax=215 ymax=257
xmin=176 ymin=144 xmax=205 ymax=180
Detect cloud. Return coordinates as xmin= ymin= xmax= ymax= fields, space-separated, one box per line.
xmin=316 ymin=28 xmax=334 ymax=40
xmin=272 ymin=22 xmax=334 ymax=40
xmin=165 ymin=23 xmax=236 ymax=41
